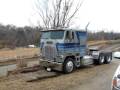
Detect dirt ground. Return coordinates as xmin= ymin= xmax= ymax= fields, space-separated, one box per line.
xmin=0 ymin=58 xmax=119 ymax=90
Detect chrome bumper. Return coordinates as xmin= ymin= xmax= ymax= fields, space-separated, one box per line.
xmin=39 ymin=59 xmax=63 ymax=71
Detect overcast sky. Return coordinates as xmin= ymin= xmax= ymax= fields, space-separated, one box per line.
xmin=0 ymin=0 xmax=120 ymax=32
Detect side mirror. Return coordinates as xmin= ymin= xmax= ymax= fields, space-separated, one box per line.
xmin=69 ymin=31 xmax=72 ymax=40
xmin=117 ymin=74 xmax=120 ymax=79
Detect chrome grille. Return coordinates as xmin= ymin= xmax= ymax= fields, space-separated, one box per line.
xmin=42 ymin=46 xmax=56 ymax=60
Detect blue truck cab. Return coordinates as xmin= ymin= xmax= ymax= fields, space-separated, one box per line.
xmin=40 ymin=28 xmax=112 ymax=73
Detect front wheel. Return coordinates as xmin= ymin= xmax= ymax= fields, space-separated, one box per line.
xmin=63 ymin=58 xmax=75 ymax=74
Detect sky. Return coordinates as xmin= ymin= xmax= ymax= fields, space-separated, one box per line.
xmin=0 ymin=0 xmax=120 ymax=32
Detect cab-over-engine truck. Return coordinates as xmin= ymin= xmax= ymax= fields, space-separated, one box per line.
xmin=39 ymin=29 xmax=112 ymax=73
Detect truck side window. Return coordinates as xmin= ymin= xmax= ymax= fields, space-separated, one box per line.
xmin=65 ymin=31 xmax=74 ymax=42
xmin=79 ymin=36 xmax=86 ymax=45
xmin=76 ymin=32 xmax=87 ymax=45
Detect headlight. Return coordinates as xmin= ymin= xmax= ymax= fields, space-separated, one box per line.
xmin=60 ymin=55 xmax=64 ymax=58
xmin=57 ymin=55 xmax=64 ymax=59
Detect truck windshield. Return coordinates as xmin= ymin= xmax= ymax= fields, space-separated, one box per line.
xmin=41 ymin=30 xmax=64 ymax=39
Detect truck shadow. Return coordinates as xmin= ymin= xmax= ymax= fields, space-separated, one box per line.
xmin=27 ymin=73 xmax=62 ymax=82
xmin=27 ymin=65 xmax=94 ymax=82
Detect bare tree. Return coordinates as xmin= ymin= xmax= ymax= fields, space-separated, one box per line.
xmin=35 ymin=0 xmax=83 ymax=29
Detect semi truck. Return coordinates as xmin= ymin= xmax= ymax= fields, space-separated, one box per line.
xmin=39 ymin=28 xmax=112 ymax=73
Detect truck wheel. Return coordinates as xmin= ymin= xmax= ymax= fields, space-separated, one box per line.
xmin=63 ymin=58 xmax=75 ymax=74
xmin=104 ymin=55 xmax=112 ymax=64
xmin=98 ymin=55 xmax=105 ymax=65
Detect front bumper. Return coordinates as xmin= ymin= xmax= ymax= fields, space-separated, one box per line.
xmin=39 ymin=58 xmax=63 ymax=71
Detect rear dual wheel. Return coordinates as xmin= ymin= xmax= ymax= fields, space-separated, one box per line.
xmin=104 ymin=55 xmax=112 ymax=64
xmin=98 ymin=54 xmax=112 ymax=65
xmin=98 ymin=55 xmax=105 ymax=64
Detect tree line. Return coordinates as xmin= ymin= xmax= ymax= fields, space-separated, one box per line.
xmin=88 ymin=31 xmax=120 ymax=41
xmin=0 ymin=24 xmax=41 ymax=49
xmin=0 ymin=24 xmax=120 ymax=49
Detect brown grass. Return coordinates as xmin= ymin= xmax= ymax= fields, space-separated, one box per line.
xmin=0 ymin=48 xmax=40 ymax=59
xmin=88 ymin=40 xmax=109 ymax=46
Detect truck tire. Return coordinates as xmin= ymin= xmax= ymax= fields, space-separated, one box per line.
xmin=98 ymin=54 xmax=105 ymax=65
xmin=63 ymin=58 xmax=75 ymax=74
xmin=104 ymin=54 xmax=112 ymax=64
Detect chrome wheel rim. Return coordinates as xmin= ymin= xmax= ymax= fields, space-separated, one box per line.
xmin=107 ymin=57 xmax=111 ymax=62
xmin=66 ymin=61 xmax=74 ymax=73
xmin=100 ymin=56 xmax=104 ymax=63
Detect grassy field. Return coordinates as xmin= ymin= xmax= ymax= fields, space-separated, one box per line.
xmin=88 ymin=40 xmax=108 ymax=46
xmin=0 ymin=48 xmax=39 ymax=60
xmin=88 ymin=39 xmax=120 ymax=46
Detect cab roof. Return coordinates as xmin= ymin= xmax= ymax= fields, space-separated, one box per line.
xmin=41 ymin=28 xmax=86 ymax=32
